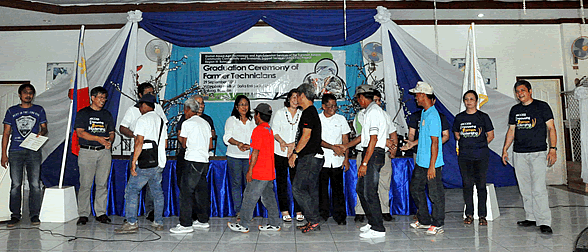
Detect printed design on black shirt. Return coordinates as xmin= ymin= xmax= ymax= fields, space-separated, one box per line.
xmin=459 ymin=122 xmax=482 ymax=138
xmin=15 ymin=115 xmax=36 ymax=138
xmin=515 ymin=113 xmax=536 ymax=129
xmin=88 ymin=117 xmax=107 ymax=134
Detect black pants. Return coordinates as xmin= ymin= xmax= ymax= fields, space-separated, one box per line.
xmin=357 ymin=148 xmax=385 ymax=232
xmin=179 ymin=161 xmax=210 ymax=227
xmin=458 ymin=155 xmax=489 ymax=217
xmin=319 ymin=167 xmax=346 ymax=222
xmin=410 ymin=165 xmax=445 ymax=227
xmin=292 ymin=154 xmax=324 ymax=223
xmin=177 ymin=149 xmax=206 ymax=221
xmin=275 ymin=154 xmax=301 ymax=214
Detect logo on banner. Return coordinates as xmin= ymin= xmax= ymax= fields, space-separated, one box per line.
xmin=302 ymin=58 xmax=345 ymax=99
xmin=16 ymin=115 xmax=36 ymax=137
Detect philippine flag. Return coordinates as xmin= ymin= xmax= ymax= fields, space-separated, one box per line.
xmin=68 ymin=25 xmax=90 ymax=156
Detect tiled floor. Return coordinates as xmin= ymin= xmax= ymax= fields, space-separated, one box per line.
xmin=0 ymin=186 xmax=585 ymax=251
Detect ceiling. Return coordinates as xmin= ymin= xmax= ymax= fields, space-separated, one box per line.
xmin=1 ymin=0 xmax=587 ymax=30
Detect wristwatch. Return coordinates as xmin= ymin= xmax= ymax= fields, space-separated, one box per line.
xmin=549 ymin=146 xmax=557 ymax=150
xmin=293 ymin=149 xmax=299 ymax=155
xmin=362 ymin=162 xmax=368 ymax=166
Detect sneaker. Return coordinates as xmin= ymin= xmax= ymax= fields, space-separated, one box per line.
xmin=170 ymin=224 xmax=194 ymax=234
xmin=114 ymin=222 xmax=138 ymax=234
xmin=258 ymin=224 xmax=281 ymax=232
xmin=359 ymin=229 xmax=386 ymax=238
xmin=426 ymin=226 xmax=444 ymax=235
xmin=410 ymin=221 xmax=431 ymax=229
xmin=7 ymin=217 xmax=20 ymax=227
xmin=282 ymin=214 xmax=292 ymax=222
xmin=360 ymin=224 xmax=372 ymax=232
xmin=301 ymin=222 xmax=320 ymax=233
xmin=296 ymin=214 xmax=305 ymax=222
xmin=96 ymin=214 xmax=111 ymax=224
xmin=30 ymin=216 xmax=40 ymax=226
xmin=192 ymin=220 xmax=210 ymax=229
xmin=76 ymin=216 xmax=88 ymax=226
xmin=227 ymin=222 xmax=249 ymax=233
xmin=151 ymin=222 xmax=164 ymax=231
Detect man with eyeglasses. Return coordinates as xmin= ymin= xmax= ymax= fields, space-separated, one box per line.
xmin=119 ymin=82 xmax=168 ymax=223
xmin=318 ymin=93 xmax=350 ymax=225
xmin=74 ymin=86 xmax=115 ymax=225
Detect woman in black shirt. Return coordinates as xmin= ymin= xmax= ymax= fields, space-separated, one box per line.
xmin=452 ymin=90 xmax=494 ymax=226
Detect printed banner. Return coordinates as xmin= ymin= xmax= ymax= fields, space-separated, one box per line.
xmin=199 ymin=52 xmax=346 ymax=100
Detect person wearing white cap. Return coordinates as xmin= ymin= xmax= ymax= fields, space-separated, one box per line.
xmin=401 ymin=81 xmax=445 ymax=235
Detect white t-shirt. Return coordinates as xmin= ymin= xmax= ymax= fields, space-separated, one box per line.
xmin=222 ymin=116 xmax=256 ymax=159
xmin=360 ymin=102 xmax=388 ymax=149
xmin=120 ymin=103 xmax=168 ymax=133
xmin=269 ymin=107 xmax=302 ymax=157
xmin=180 ymin=115 xmax=212 ymax=163
xmin=134 ymin=111 xmax=168 ymax=168
xmin=319 ymin=112 xmax=351 ymax=168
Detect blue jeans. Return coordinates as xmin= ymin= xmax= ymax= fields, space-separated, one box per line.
xmin=227 ymin=156 xmax=249 ymax=214
xmin=124 ymin=167 xmax=164 ymax=225
xmin=292 ymin=154 xmax=324 ymax=224
xmin=357 ymin=148 xmax=385 ymax=232
xmin=239 ymin=179 xmax=280 ymax=229
xmin=9 ymin=149 xmax=42 ymax=219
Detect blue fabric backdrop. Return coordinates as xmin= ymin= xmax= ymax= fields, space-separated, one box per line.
xmin=141 ymin=10 xmax=380 ymax=47
xmin=94 ymin=158 xmax=427 ymax=217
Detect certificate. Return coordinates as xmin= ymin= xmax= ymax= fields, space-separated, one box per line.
xmin=19 ymin=133 xmax=48 ymax=151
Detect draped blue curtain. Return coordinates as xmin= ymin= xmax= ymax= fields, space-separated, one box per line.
xmin=140 ymin=10 xmax=380 ymax=47
xmin=332 ymin=43 xmax=366 ymax=120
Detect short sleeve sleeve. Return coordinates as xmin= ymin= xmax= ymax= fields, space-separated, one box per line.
xmin=440 ymin=113 xmax=450 ymax=131
xmin=179 ymin=121 xmax=189 ymax=138
xmin=340 ymin=116 xmax=351 ymax=135
xmin=250 ymin=127 xmax=262 ymax=150
xmin=2 ymin=108 xmax=11 ymax=126
xmin=133 ymin=117 xmax=147 ymax=137
xmin=508 ymin=107 xmax=516 ymax=125
xmin=176 ymin=115 xmax=186 ymax=132
xmin=408 ymin=112 xmax=418 ymax=129
xmin=484 ymin=113 xmax=494 ymax=131
xmin=452 ymin=114 xmax=460 ymax=133
xmin=223 ymin=117 xmax=234 ymax=145
xmin=429 ymin=113 xmax=442 ymax=138
xmin=542 ymin=102 xmax=554 ymax=122
xmin=38 ymin=107 xmax=47 ymax=125
xmin=74 ymin=109 xmax=86 ymax=129
xmin=119 ymin=107 xmax=135 ymax=128
xmin=106 ymin=111 xmax=115 ymax=133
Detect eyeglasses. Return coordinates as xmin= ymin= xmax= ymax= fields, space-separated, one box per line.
xmin=325 ymin=105 xmax=338 ymax=109
xmin=238 ymin=103 xmax=248 ymax=107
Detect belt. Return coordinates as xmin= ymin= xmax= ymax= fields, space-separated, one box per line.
xmin=80 ymin=145 xmax=105 ymax=151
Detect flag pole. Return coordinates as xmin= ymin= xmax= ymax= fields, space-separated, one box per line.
xmin=58 ymin=25 xmax=85 ymax=188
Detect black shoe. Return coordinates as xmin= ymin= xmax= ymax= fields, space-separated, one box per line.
xmin=146 ymin=210 xmax=154 ymax=222
xmin=96 ymin=214 xmax=111 ymax=224
xmin=30 ymin=216 xmax=40 ymax=226
xmin=354 ymin=214 xmax=365 ymax=222
xmin=382 ymin=213 xmax=394 ymax=222
xmin=7 ymin=217 xmax=20 ymax=227
xmin=540 ymin=225 xmax=553 ymax=234
xmin=76 ymin=216 xmax=88 ymax=225
xmin=517 ymin=220 xmax=536 ymax=227
xmin=337 ymin=220 xmax=347 ymax=225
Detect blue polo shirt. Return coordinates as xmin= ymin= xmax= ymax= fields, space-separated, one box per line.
xmin=415 ymin=106 xmax=444 ymax=168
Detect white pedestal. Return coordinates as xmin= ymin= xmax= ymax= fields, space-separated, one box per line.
xmin=39 ymin=186 xmax=78 ymax=223
xmin=463 ymin=183 xmax=501 ymax=221
xmin=0 ymin=167 xmax=11 ymax=221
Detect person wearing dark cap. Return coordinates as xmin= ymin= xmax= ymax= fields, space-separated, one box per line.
xmin=340 ymin=84 xmax=389 ymax=238
xmin=74 ymin=86 xmax=115 ymax=225
xmin=228 ymin=103 xmax=281 ymax=233
xmin=289 ymin=83 xmax=324 ymax=233
xmin=115 ymin=94 xmax=167 ymax=233
xmin=401 ymin=81 xmax=445 ymax=235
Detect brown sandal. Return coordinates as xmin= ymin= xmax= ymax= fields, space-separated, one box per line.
xmin=464 ymin=216 xmax=474 ymax=225
xmin=479 ymin=217 xmax=488 ymax=226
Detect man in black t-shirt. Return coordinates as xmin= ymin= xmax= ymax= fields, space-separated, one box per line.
xmin=288 ymin=83 xmax=324 ymax=233
xmin=502 ymin=80 xmax=556 ymax=234
xmin=74 ymin=87 xmax=115 ymax=225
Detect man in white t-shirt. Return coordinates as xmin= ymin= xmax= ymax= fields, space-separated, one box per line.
xmin=318 ymin=93 xmax=351 ymax=225
xmin=119 ymin=82 xmax=168 ymax=222
xmin=341 ymin=85 xmax=389 ymax=239
xmin=115 ymin=94 xmax=167 ymax=234
xmin=170 ymin=97 xmax=212 ymax=234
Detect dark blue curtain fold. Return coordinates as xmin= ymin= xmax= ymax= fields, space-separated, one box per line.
xmin=141 ymin=11 xmax=263 ymax=47
xmin=101 ymin=158 xmax=420 ymax=217
xmin=140 ymin=10 xmax=379 ymax=47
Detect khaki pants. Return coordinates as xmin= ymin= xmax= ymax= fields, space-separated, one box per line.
xmin=513 ymin=151 xmax=552 ymax=226
xmin=77 ymin=148 xmax=111 ymax=217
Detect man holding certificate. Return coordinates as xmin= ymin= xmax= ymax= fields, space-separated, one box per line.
xmin=1 ymin=83 xmax=48 ymax=227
